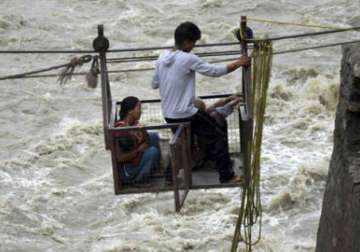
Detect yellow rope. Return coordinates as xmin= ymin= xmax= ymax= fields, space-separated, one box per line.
xmin=247 ymin=17 xmax=341 ymax=29
xmin=231 ymin=40 xmax=273 ymax=252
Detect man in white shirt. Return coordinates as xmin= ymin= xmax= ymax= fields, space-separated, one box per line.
xmin=152 ymin=21 xmax=251 ymax=183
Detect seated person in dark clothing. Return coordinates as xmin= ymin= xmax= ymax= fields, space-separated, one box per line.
xmin=192 ymin=95 xmax=241 ymax=168
xmin=193 ymin=95 xmax=241 ymax=129
xmin=113 ymin=96 xmax=160 ymax=185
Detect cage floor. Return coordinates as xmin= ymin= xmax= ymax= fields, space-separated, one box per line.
xmin=192 ymin=154 xmax=244 ymax=188
xmin=119 ymin=153 xmax=244 ymax=194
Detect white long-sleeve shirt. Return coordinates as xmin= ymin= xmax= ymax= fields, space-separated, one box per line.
xmin=151 ymin=50 xmax=228 ymax=119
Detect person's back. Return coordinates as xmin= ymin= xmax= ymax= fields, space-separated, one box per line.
xmin=153 ymin=49 xmax=229 ymax=119
xmin=151 ymin=21 xmax=251 ymax=184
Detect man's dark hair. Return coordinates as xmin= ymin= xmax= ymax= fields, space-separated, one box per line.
xmin=174 ymin=22 xmax=201 ymax=46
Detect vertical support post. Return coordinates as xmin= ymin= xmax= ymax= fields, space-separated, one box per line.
xmin=93 ymin=25 xmax=111 ymax=150
xmin=93 ymin=25 xmax=120 ymax=194
xmin=170 ymin=127 xmax=181 ymax=212
xmin=184 ymin=123 xmax=192 ymax=187
xmin=240 ymin=16 xmax=253 ymax=188
xmin=240 ymin=16 xmax=253 ymax=118
xmin=170 ymin=124 xmax=192 ymax=212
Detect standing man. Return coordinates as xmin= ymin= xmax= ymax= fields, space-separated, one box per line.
xmin=151 ymin=21 xmax=251 ymax=183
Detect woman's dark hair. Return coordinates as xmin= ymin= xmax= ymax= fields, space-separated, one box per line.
xmin=119 ymin=96 xmax=140 ymax=120
xmin=174 ymin=22 xmax=201 ymax=47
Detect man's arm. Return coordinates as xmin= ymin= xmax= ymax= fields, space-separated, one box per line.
xmin=190 ymin=54 xmax=251 ymax=77
xmin=151 ymin=62 xmax=160 ymax=89
xmin=210 ymin=95 xmax=241 ymax=109
xmin=226 ymin=55 xmax=251 ymax=73
xmin=211 ymin=96 xmax=233 ymax=108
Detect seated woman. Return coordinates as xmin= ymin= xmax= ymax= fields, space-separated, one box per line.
xmin=114 ymin=96 xmax=160 ymax=185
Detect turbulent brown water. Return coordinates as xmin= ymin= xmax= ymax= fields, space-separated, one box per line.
xmin=1 ymin=0 xmax=360 ymax=251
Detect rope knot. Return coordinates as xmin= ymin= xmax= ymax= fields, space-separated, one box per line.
xmin=58 ymin=55 xmax=94 ymax=85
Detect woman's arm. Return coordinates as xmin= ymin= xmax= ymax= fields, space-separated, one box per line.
xmin=114 ymin=140 xmax=138 ymax=163
xmin=114 ymin=129 xmax=150 ymax=163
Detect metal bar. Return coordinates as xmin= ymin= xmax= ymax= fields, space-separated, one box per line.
xmin=107 ymin=42 xmax=241 ymax=53
xmin=0 ymin=42 xmax=241 ymax=54
xmin=184 ymin=124 xmax=193 ymax=187
xmin=178 ymin=128 xmax=188 ymax=209
xmin=240 ymin=16 xmax=253 ymax=189
xmin=237 ymin=105 xmax=242 ymax=153
xmin=109 ymin=122 xmax=184 ymax=131
xmin=110 ymin=139 xmax=121 ymax=194
xmin=93 ymin=25 xmax=119 ymax=194
xmin=106 ymin=74 xmax=112 ymax=128
xmin=109 ymin=100 xmax=117 ymax=131
xmin=170 ymin=125 xmax=184 ymax=212
xmin=106 ymin=50 xmax=244 ymax=63
xmin=116 ymin=93 xmax=244 ymax=105
xmin=116 ymin=181 xmax=245 ymax=194
xmin=115 ymin=182 xmax=244 ymax=194
xmin=98 ymin=32 xmax=111 ymax=150
xmin=169 ymin=124 xmax=187 ymax=145
xmin=240 ymin=106 xmax=251 ymax=188
xmin=103 ymin=56 xmax=112 ymax=150
xmin=241 ymin=16 xmax=253 ymax=119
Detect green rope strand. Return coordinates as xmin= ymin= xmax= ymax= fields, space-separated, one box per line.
xmin=231 ymin=41 xmax=273 ymax=252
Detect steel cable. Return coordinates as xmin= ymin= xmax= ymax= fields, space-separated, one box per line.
xmin=1 ymin=39 xmax=360 ymax=81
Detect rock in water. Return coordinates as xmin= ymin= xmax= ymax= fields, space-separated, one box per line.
xmin=315 ymin=44 xmax=360 ymax=252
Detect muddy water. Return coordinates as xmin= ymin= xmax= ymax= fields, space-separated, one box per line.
xmin=0 ymin=0 xmax=359 ymax=251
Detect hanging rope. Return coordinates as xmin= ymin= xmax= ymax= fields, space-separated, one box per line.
xmin=231 ymin=40 xmax=273 ymax=252
xmin=85 ymin=56 xmax=100 ymax=88
xmin=0 ymin=55 xmax=100 ymax=88
xmin=0 ymin=62 xmax=70 ymax=81
xmin=58 ymin=55 xmax=93 ymax=85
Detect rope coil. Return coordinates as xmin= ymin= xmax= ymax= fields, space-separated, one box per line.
xmin=231 ymin=40 xmax=273 ymax=252
xmin=58 ymin=55 xmax=93 ymax=85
